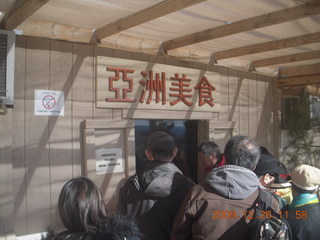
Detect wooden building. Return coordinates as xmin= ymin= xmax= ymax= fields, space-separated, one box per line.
xmin=0 ymin=0 xmax=319 ymax=239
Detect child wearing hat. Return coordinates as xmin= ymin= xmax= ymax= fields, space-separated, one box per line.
xmin=286 ymin=164 xmax=320 ymax=240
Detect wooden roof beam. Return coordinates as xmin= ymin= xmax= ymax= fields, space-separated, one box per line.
xmin=17 ymin=18 xmax=93 ymax=43
xmin=250 ymin=50 xmax=320 ymax=70
xmin=0 ymin=0 xmax=15 ymax=11
xmin=280 ymin=88 xmax=303 ymax=98
xmin=93 ymin=0 xmax=206 ymax=42
xmin=213 ymin=32 xmax=320 ymax=60
xmin=162 ymin=0 xmax=320 ymax=52
xmin=279 ymin=63 xmax=320 ymax=77
xmin=277 ymin=74 xmax=320 ymax=88
xmin=0 ymin=0 xmax=50 ymax=30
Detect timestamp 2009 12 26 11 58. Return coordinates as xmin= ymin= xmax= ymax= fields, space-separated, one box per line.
xmin=211 ymin=210 xmax=308 ymax=220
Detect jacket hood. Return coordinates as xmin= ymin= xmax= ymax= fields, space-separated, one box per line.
xmin=205 ymin=165 xmax=260 ymax=200
xmin=137 ymin=161 xmax=183 ymax=197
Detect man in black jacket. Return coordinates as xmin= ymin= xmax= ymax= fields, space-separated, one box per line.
xmin=118 ymin=131 xmax=195 ymax=240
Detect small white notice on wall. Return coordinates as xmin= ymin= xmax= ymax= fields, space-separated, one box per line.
xmin=95 ymin=148 xmax=123 ymax=175
xmin=34 ymin=90 xmax=64 ymax=116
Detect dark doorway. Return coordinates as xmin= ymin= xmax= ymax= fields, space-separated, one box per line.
xmin=134 ymin=120 xmax=199 ymax=183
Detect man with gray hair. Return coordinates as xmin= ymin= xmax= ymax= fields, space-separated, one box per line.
xmin=171 ymin=135 xmax=280 ymax=240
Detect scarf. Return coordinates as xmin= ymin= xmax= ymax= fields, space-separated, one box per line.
xmin=290 ymin=193 xmax=319 ymax=208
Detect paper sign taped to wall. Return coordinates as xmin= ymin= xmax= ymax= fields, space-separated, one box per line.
xmin=34 ymin=90 xmax=64 ymax=116
xmin=95 ymin=148 xmax=123 ymax=175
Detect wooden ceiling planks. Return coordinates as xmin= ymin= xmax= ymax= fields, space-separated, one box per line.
xmin=279 ymin=62 xmax=320 ymax=77
xmin=213 ymin=32 xmax=320 ymax=60
xmin=94 ymin=0 xmax=206 ymax=41
xmin=0 ymin=0 xmax=50 ymax=30
xmin=0 ymin=0 xmax=319 ymax=88
xmin=277 ymin=74 xmax=320 ymax=87
xmin=250 ymin=50 xmax=320 ymax=69
xmin=162 ymin=1 xmax=320 ymax=52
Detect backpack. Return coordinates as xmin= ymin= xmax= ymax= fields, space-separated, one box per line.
xmin=248 ymin=188 xmax=292 ymax=240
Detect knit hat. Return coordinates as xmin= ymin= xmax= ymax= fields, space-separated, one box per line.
xmin=291 ymin=164 xmax=320 ymax=191
xmin=254 ymin=148 xmax=288 ymax=183
xmin=146 ymin=131 xmax=175 ymax=156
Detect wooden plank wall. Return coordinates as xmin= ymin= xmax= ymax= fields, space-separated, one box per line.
xmin=8 ymin=35 xmax=279 ymax=236
xmin=212 ymin=67 xmax=277 ymax=152
xmin=0 ymin=109 xmax=14 ymax=237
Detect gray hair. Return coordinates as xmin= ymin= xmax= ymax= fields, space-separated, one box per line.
xmin=224 ymin=135 xmax=260 ymax=170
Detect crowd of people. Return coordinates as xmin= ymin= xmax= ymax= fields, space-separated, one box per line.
xmin=46 ymin=131 xmax=320 ymax=240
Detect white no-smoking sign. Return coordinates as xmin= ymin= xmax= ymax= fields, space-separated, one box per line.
xmin=35 ymin=90 xmax=64 ymax=116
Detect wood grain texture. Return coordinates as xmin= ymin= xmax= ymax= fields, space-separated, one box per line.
xmin=163 ymin=1 xmax=320 ymax=51
xmin=1 ymin=0 xmax=50 ymax=30
xmin=277 ymin=73 xmax=320 ymax=87
xmin=24 ymin=36 xmax=51 ymax=233
xmin=214 ymin=32 xmax=320 ymax=60
xmin=251 ymin=50 xmax=320 ymax=69
xmin=12 ymin=35 xmax=28 ymax=235
xmin=49 ymin=39 xmax=73 ymax=230
xmin=0 ymin=110 xmax=13 ymax=234
xmin=279 ymin=63 xmax=320 ymax=77
xmin=256 ymin=75 xmax=268 ymax=148
xmin=94 ymin=0 xmax=206 ymax=40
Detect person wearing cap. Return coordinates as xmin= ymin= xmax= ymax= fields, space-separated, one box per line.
xmin=254 ymin=146 xmax=292 ymax=210
xmin=171 ymin=135 xmax=280 ymax=240
xmin=285 ymin=164 xmax=320 ymax=240
xmin=198 ymin=141 xmax=225 ymax=172
xmin=117 ymin=131 xmax=195 ymax=240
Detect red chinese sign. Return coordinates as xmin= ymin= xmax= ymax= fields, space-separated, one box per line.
xmin=139 ymin=71 xmax=166 ymax=104
xmin=106 ymin=67 xmax=136 ymax=102
xmin=169 ymin=73 xmax=193 ymax=106
xmin=96 ymin=57 xmax=220 ymax=112
xmin=195 ymin=76 xmax=215 ymax=107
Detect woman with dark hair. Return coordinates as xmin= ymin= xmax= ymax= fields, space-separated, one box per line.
xmin=47 ymin=177 xmax=140 ymax=240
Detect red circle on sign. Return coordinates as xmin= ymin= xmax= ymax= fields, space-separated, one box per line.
xmin=42 ymin=95 xmax=56 ymax=109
